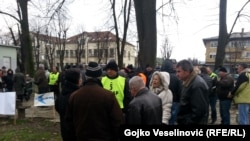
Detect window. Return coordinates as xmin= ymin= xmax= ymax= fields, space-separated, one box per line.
xmin=88 ymin=49 xmax=93 ymax=56
xmin=210 ymin=41 xmax=218 ymax=47
xmin=56 ymin=50 xmax=60 ymax=57
xmin=246 ymin=52 xmax=250 ymax=58
xmin=104 ymin=49 xmax=108 ymax=57
xmin=65 ymin=50 xmax=69 ymax=57
xmin=128 ymin=51 xmax=131 ymax=60
xmin=209 ymin=52 xmax=216 ymax=59
xmin=94 ymin=49 xmax=98 ymax=57
xmin=110 ymin=48 xmax=114 ymax=57
xmin=70 ymin=50 xmax=74 ymax=57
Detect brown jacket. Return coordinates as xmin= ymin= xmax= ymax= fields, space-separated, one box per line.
xmin=65 ymin=78 xmax=124 ymax=141
xmin=34 ymin=69 xmax=48 ymax=89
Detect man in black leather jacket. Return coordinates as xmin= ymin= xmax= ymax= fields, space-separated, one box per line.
xmin=176 ymin=60 xmax=209 ymax=125
xmin=126 ymin=76 xmax=162 ymax=125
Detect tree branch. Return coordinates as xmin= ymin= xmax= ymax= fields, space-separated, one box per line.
xmin=0 ymin=11 xmax=20 ymax=22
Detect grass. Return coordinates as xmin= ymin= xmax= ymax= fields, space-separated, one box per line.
xmin=0 ymin=117 xmax=62 ymax=141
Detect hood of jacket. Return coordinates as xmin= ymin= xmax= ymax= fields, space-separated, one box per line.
xmin=149 ymin=71 xmax=170 ymax=91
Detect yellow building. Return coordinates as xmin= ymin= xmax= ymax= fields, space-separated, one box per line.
xmin=31 ymin=31 xmax=136 ymax=70
xmin=203 ymin=30 xmax=250 ymax=73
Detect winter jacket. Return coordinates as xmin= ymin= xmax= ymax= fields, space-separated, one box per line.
xmin=13 ymin=72 xmax=25 ymax=95
xmin=34 ymin=69 xmax=49 ymax=93
xmin=126 ymin=87 xmax=162 ymax=125
xmin=216 ymin=74 xmax=234 ymax=100
xmin=199 ymin=73 xmax=213 ymax=92
xmin=177 ymin=71 xmax=209 ymax=125
xmin=161 ymin=59 xmax=182 ymax=103
xmin=65 ymin=78 xmax=124 ymax=141
xmin=149 ymin=71 xmax=173 ymax=125
xmin=232 ymin=68 xmax=250 ymax=104
xmin=55 ymin=80 xmax=79 ymax=141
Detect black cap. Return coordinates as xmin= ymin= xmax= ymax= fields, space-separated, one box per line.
xmin=219 ymin=67 xmax=227 ymax=72
xmin=106 ymin=61 xmax=118 ymax=72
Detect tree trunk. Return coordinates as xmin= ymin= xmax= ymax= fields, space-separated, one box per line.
xmin=18 ymin=0 xmax=34 ymax=76
xmin=214 ymin=0 xmax=228 ymax=71
xmin=134 ymin=0 xmax=157 ymax=69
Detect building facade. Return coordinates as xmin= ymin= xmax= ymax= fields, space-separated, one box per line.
xmin=31 ymin=31 xmax=136 ymax=70
xmin=203 ymin=30 xmax=250 ymax=73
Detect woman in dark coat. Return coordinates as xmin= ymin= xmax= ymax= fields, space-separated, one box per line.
xmin=3 ymin=68 xmax=14 ymax=92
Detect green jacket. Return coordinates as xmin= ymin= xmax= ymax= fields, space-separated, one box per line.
xmin=233 ymin=72 xmax=250 ymax=104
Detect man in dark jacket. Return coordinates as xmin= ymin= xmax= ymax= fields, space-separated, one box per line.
xmin=65 ymin=62 xmax=124 ymax=141
xmin=126 ymin=76 xmax=162 ymax=125
xmin=206 ymin=66 xmax=218 ymax=124
xmin=55 ymin=68 xmax=81 ymax=141
xmin=34 ymin=64 xmax=49 ymax=94
xmin=176 ymin=60 xmax=209 ymax=125
xmin=161 ymin=59 xmax=182 ymax=125
xmin=216 ymin=67 xmax=234 ymax=125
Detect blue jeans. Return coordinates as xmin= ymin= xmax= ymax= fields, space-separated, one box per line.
xmin=169 ymin=102 xmax=179 ymax=125
xmin=209 ymin=95 xmax=217 ymax=122
xmin=219 ymin=99 xmax=232 ymax=125
xmin=238 ymin=104 xmax=250 ymax=125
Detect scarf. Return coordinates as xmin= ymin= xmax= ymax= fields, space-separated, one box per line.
xmin=152 ymin=85 xmax=164 ymax=95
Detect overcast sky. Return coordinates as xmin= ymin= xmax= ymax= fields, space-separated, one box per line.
xmin=67 ymin=0 xmax=250 ymax=62
xmin=1 ymin=0 xmax=250 ymax=62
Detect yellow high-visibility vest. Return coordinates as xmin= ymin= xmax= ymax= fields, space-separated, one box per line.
xmin=49 ymin=72 xmax=59 ymax=85
xmin=101 ymin=76 xmax=125 ymax=109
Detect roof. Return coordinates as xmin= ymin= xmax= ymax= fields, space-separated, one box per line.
xmin=0 ymin=44 xmax=20 ymax=49
xmin=203 ymin=32 xmax=250 ymax=42
xmin=31 ymin=31 xmax=135 ymax=47
xmin=67 ymin=31 xmax=117 ymax=44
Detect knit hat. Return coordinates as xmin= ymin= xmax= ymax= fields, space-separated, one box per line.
xmin=85 ymin=62 xmax=102 ymax=77
xmin=65 ymin=68 xmax=81 ymax=84
xmin=219 ymin=67 xmax=227 ymax=72
xmin=106 ymin=61 xmax=118 ymax=72
xmin=127 ymin=64 xmax=134 ymax=70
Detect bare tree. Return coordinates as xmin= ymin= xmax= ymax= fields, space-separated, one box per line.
xmin=0 ymin=0 xmax=67 ymax=75
xmin=76 ymin=32 xmax=87 ymax=65
xmin=161 ymin=36 xmax=173 ymax=60
xmin=0 ymin=0 xmax=35 ymax=75
xmin=214 ymin=0 xmax=250 ymax=70
xmin=110 ymin=0 xmax=132 ymax=68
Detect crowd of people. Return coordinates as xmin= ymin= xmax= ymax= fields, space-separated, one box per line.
xmin=1 ymin=59 xmax=250 ymax=140
xmin=0 ymin=66 xmax=33 ymax=102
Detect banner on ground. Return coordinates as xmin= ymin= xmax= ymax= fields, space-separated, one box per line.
xmin=34 ymin=92 xmax=55 ymax=106
xmin=0 ymin=92 xmax=16 ymax=115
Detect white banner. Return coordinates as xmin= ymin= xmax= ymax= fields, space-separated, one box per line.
xmin=34 ymin=92 xmax=55 ymax=106
xmin=0 ymin=92 xmax=16 ymax=115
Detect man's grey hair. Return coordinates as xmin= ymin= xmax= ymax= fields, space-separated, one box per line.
xmin=39 ymin=64 xmax=44 ymax=69
xmin=176 ymin=59 xmax=194 ymax=72
xmin=129 ymin=76 xmax=145 ymax=91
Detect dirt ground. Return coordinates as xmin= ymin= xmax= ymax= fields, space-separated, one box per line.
xmin=0 ymin=93 xmax=61 ymax=141
xmin=0 ymin=93 xmax=239 ymax=141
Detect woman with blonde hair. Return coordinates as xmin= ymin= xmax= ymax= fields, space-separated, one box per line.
xmin=149 ymin=71 xmax=173 ymax=125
